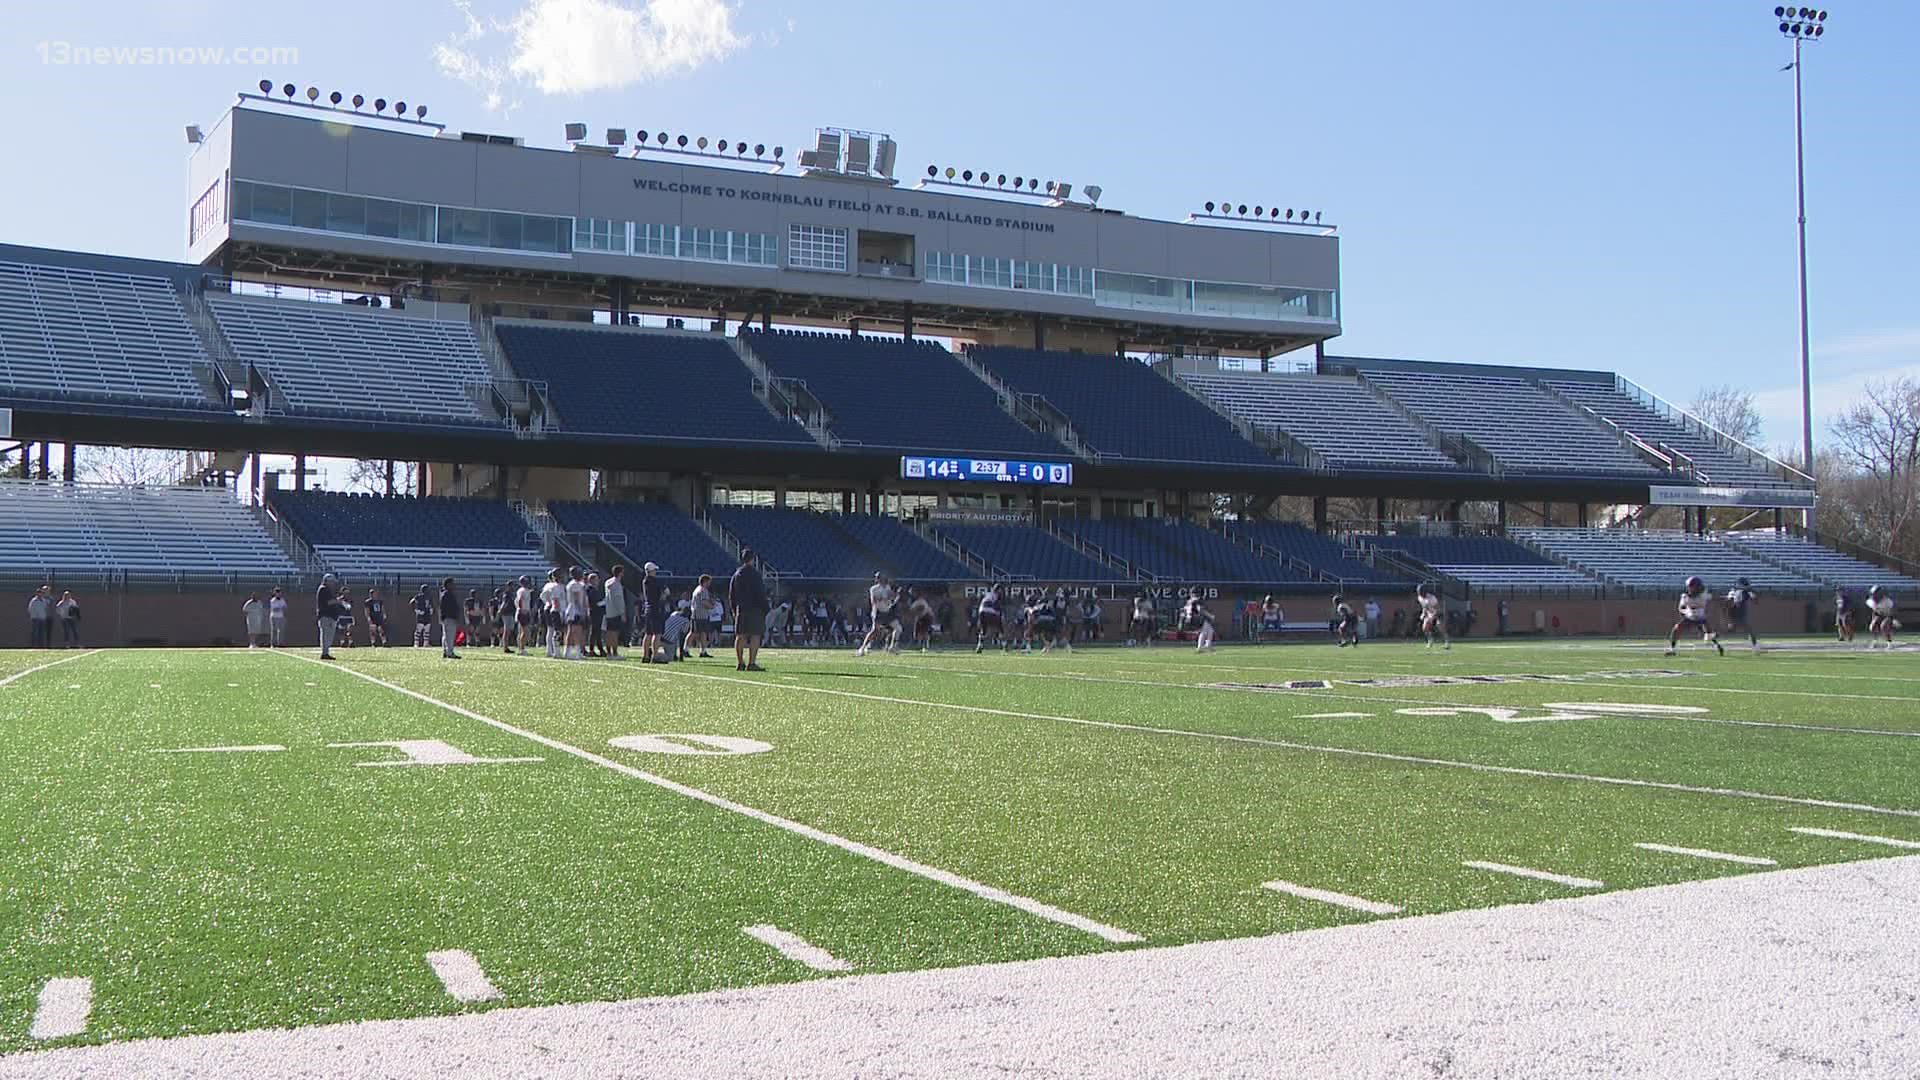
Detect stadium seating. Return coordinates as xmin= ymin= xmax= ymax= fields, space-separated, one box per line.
xmin=1054 ymin=519 xmax=1311 ymax=583
xmin=1179 ymin=372 xmax=1460 ymax=471
xmin=0 ymin=480 xmax=298 ymax=579
xmin=0 ymin=259 xmax=220 ymax=411
xmin=967 ymin=347 xmax=1279 ymax=467
xmin=1227 ymin=522 xmax=1412 ymax=586
xmin=1720 ymin=531 xmax=1920 ymax=591
xmin=826 ymin=514 xmax=974 ymax=582
xmin=495 ymin=323 xmax=814 ymax=447
xmin=1346 ymin=365 xmax=1659 ymax=477
xmin=927 ymin=524 xmax=1119 ymax=581
xmin=1542 ymin=380 xmax=1798 ymax=488
xmin=1362 ymin=533 xmax=1601 ymax=591
xmin=209 ymin=294 xmax=500 ymax=426
xmin=742 ymin=330 xmax=1064 ymax=457
xmin=546 ymin=501 xmax=733 ymax=579
xmin=268 ymin=491 xmax=546 ymax=583
xmin=707 ymin=506 xmax=877 ymax=581
xmin=1509 ymin=528 xmax=1821 ymax=591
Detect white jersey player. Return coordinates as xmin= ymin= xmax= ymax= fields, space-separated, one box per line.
xmin=1868 ymin=585 xmax=1900 ymax=650
xmin=856 ymin=572 xmax=900 ymax=657
xmin=1417 ymin=583 xmax=1450 ymax=651
xmin=1666 ymin=576 xmax=1723 ymax=656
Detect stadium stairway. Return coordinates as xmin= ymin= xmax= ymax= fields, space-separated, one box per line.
xmin=706 ymin=506 xmax=971 ymax=583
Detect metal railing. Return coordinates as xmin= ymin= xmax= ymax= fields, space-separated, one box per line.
xmin=1614 ymin=374 xmax=1813 ymax=486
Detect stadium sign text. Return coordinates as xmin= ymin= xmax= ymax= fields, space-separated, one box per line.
xmin=1647 ymin=485 xmax=1816 ymax=509
xmin=633 ymin=179 xmax=1057 ymax=233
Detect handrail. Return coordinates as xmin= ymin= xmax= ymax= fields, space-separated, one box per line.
xmin=1614 ymin=374 xmax=1814 ymax=485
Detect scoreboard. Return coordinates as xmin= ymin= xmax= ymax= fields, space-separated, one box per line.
xmin=900 ymin=456 xmax=1074 ymax=486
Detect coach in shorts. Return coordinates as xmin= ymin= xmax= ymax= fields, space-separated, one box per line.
xmin=729 ymin=547 xmax=770 ymax=672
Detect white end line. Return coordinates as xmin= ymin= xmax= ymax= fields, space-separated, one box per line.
xmin=1634 ymin=842 xmax=1777 ymax=866
xmin=1464 ymin=861 xmax=1604 ymax=889
xmin=284 ymin=652 xmax=1140 ymax=945
xmin=1261 ymin=880 xmax=1402 ymax=916
xmin=424 ymin=950 xmax=502 ymax=1003
xmin=30 ymin=977 xmax=92 ymax=1040
xmin=1789 ymin=826 xmax=1920 ymax=850
xmin=743 ymin=925 xmax=854 ymax=972
xmin=0 ymin=651 xmax=98 ymax=690
xmin=637 ymin=664 xmax=1920 ymax=821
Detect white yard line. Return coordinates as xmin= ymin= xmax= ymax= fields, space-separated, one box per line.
xmin=1463 ymin=861 xmax=1604 ymax=889
xmin=0 ymin=651 xmax=98 ymax=690
xmin=283 ymin=652 xmax=1139 ymax=944
xmin=742 ymin=925 xmax=854 ymax=972
xmin=1634 ymin=843 xmax=1777 ymax=867
xmin=638 ymin=665 xmax=1920 ymax=820
xmin=424 ymin=950 xmax=503 ymax=1003
xmin=151 ymin=745 xmax=287 ymax=754
xmin=29 ymin=978 xmax=92 ymax=1040
xmin=1789 ymin=826 xmax=1920 ymax=850
xmin=1260 ymin=880 xmax=1401 ymax=916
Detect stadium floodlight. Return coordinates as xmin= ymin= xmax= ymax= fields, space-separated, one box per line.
xmin=997 ymin=174 xmax=1007 ymax=186
xmin=564 ymin=122 xmax=587 ymax=142
xmin=773 ymin=146 xmax=785 ymax=159
xmin=259 ymin=79 xmax=273 ymax=94
xmin=1013 ymin=176 xmax=1023 ymax=188
xmin=1237 ymin=204 xmax=1248 ymax=215
xmin=329 ymin=91 xmax=342 ymax=105
xmin=305 ymin=87 xmax=319 ymax=101
xmin=374 ymin=98 xmax=387 ymax=112
xmin=927 ymin=165 xmax=937 ymax=177
xmin=962 ymin=170 xmax=974 ymax=181
xmin=1204 ymin=201 xmax=1215 ymax=212
xmin=737 ymin=142 xmax=749 ymax=155
xmin=1772 ymin=4 xmax=1832 ymax=494
xmin=696 ymin=136 xmax=708 ymax=149
xmin=717 ymin=139 xmax=728 ymax=152
xmin=1027 ymin=178 xmax=1038 ymax=190
xmin=945 ymin=167 xmax=956 ymax=179
xmin=1086 ymin=185 xmax=1102 ymax=205
xmin=352 ymin=94 xmax=364 ymax=108
xmin=395 ymin=101 xmax=407 ymax=116
xmin=185 ymin=124 xmax=203 ymax=144
xmin=1253 ymin=205 xmax=1263 ymax=217
xmin=1314 ymin=211 xmax=1322 ymax=223
xmin=282 ymin=83 xmax=296 ymax=98
xmin=608 ymin=128 xmax=627 ymax=146
xmin=657 ymin=131 xmax=669 ymax=144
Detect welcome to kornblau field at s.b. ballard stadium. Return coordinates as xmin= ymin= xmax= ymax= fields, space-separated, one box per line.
xmin=0 ymin=77 xmax=1914 ymax=1080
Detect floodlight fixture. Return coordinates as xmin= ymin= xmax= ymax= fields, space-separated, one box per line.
xmin=185 ymin=124 xmax=204 ymax=144
xmin=395 ymin=101 xmax=407 ymax=116
xmin=282 ymin=83 xmax=295 ymax=98
xmin=657 ymin=131 xmax=669 ymax=144
xmin=329 ymin=91 xmax=342 ymax=105
xmin=352 ymin=94 xmax=364 ymax=108
xmin=564 ymin=122 xmax=587 ymax=141
xmin=259 ymin=79 xmax=273 ymax=94
xmin=608 ymin=128 xmax=627 ymax=146
xmin=757 ymin=144 xmax=768 ymax=156
xmin=374 ymin=98 xmax=387 ymax=112
xmin=676 ymin=134 xmax=688 ymax=147
xmin=305 ymin=87 xmax=319 ymax=101
xmin=696 ymin=136 xmax=708 ymax=149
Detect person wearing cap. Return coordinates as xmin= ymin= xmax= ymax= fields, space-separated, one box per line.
xmin=640 ymin=561 xmax=667 ymax=662
xmin=602 ymin=565 xmax=628 ymax=660
xmin=729 ymin=547 xmax=770 ymax=671
xmin=511 ymin=574 xmax=536 ymax=655
xmin=539 ymin=568 xmax=566 ymax=658
xmin=563 ymin=566 xmax=591 ymax=660
xmin=686 ymin=573 xmax=716 ymax=659
xmin=268 ymin=586 xmax=289 ymax=648
xmin=315 ymin=574 xmax=343 ymax=659
xmin=410 ymin=583 xmax=434 ymax=648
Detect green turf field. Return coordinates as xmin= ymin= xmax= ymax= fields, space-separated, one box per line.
xmin=3 ymin=637 xmax=1918 ymax=1052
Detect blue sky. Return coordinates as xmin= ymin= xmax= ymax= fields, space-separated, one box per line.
xmin=4 ymin=0 xmax=1913 ymax=452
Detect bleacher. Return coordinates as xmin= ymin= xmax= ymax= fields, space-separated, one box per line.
xmin=1363 ymin=533 xmax=1601 ymax=591
xmin=546 ymin=501 xmax=733 ymax=580
xmin=0 ymin=480 xmax=297 ymax=579
xmin=1055 ymin=519 xmax=1311 ymax=583
xmin=742 ymin=330 xmax=1064 ymax=457
xmin=1543 ymin=380 xmax=1798 ymax=488
xmin=967 ymin=347 xmax=1279 ymax=467
xmin=1721 ymin=531 xmax=1920 ymax=591
xmin=1509 ymin=528 xmax=1821 ymax=591
xmin=1346 ymin=364 xmax=1659 ymax=477
xmin=1227 ymin=522 xmax=1412 ymax=586
xmin=708 ymin=506 xmax=878 ymax=581
xmin=827 ymin=514 xmax=973 ymax=582
xmin=268 ymin=491 xmax=545 ymax=582
xmin=1179 ymin=372 xmax=1460 ymax=471
xmin=209 ymin=294 xmax=500 ymax=426
xmin=495 ymin=324 xmax=814 ymax=448
xmin=928 ymin=524 xmax=1120 ymax=582
xmin=0 ymin=259 xmax=220 ymax=411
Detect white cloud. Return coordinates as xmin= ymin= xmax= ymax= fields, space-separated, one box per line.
xmin=434 ymin=0 xmax=743 ymax=109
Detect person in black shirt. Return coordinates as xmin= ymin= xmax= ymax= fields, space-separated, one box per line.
xmin=315 ymin=574 xmax=342 ymax=659
xmin=439 ymin=577 xmax=462 ymax=659
xmin=366 ymin=589 xmax=389 ymax=647
xmin=729 ymin=547 xmax=770 ymax=672
xmin=1723 ymin=578 xmax=1760 ymax=653
xmin=411 ymin=584 xmax=434 ymax=648
xmin=587 ymin=572 xmax=607 ymax=657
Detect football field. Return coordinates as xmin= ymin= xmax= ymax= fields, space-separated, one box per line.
xmin=2 ymin=637 xmax=1918 ymax=1055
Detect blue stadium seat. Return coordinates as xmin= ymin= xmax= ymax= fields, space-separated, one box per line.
xmin=829 ymin=514 xmax=973 ymax=581
xmin=546 ymin=501 xmax=734 ymax=581
xmin=967 ymin=347 xmax=1280 ymax=468
xmin=496 ymin=324 xmax=815 ymax=448
xmin=743 ymin=330 xmax=1066 ymax=457
xmin=268 ymin=491 xmax=547 ymax=583
xmin=928 ymin=524 xmax=1119 ymax=581
xmin=1229 ymin=522 xmax=1412 ymax=586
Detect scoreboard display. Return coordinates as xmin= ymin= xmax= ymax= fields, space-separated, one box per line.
xmin=900 ymin=456 xmax=1074 ymax=486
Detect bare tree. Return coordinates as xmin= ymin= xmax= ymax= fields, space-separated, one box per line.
xmin=1688 ymin=384 xmax=1764 ymax=446
xmin=1824 ymin=377 xmax=1920 ymax=562
xmin=344 ymin=459 xmax=418 ymax=496
xmin=76 ymin=446 xmax=184 ymax=486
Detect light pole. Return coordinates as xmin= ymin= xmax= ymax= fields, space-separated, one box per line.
xmin=1775 ymin=6 xmax=1827 ymax=479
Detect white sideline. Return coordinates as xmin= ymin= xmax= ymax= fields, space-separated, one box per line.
xmin=29 ymin=978 xmax=91 ymax=1040
xmin=1261 ymin=880 xmax=1402 ymax=916
xmin=424 ymin=951 xmax=502 ymax=1004
xmin=639 ymin=665 xmax=1920 ymax=820
xmin=0 ymin=651 xmax=97 ymax=690
xmin=282 ymin=653 xmax=1139 ymax=944
xmin=1463 ymin=861 xmax=1604 ymax=889
xmin=1790 ymin=826 xmax=1920 ymax=850
xmin=742 ymin=925 xmax=854 ymax=972
xmin=1634 ymin=843 xmax=1776 ymax=866
xmin=151 ymin=745 xmax=287 ymax=754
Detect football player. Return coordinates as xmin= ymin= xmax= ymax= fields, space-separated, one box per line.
xmin=1835 ymin=587 xmax=1855 ymax=642
xmin=1029 ymin=588 xmax=1057 ymax=655
xmin=1183 ymin=587 xmax=1216 ymax=652
xmin=1723 ymin=577 xmax=1760 ymax=652
xmin=1332 ymin=594 xmax=1359 ymax=648
xmin=1128 ymin=589 xmax=1156 ymax=648
xmin=975 ymin=582 xmax=1005 ymax=653
xmin=1666 ymin=576 xmax=1724 ymax=656
xmin=1868 ymin=585 xmax=1900 ymax=650
xmin=1417 ymin=583 xmax=1450 ymax=651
